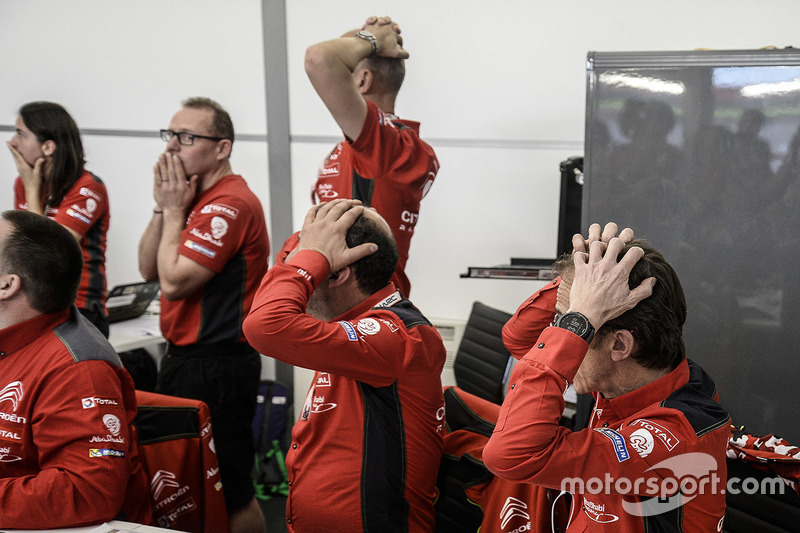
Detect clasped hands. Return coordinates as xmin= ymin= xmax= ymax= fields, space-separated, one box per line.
xmin=357 ymin=15 xmax=409 ymax=59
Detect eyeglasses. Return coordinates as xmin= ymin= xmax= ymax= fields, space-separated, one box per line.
xmin=160 ymin=129 xmax=226 ymax=146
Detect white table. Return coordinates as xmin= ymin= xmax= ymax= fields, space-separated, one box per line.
xmin=1 ymin=520 xmax=185 ymax=533
xmin=108 ymin=313 xmax=164 ymax=353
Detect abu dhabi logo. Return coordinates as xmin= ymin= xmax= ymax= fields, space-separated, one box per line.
xmin=500 ymin=496 xmax=530 ymax=530
xmin=151 ymin=470 xmax=181 ymax=500
xmin=0 ymin=382 xmax=23 ymax=412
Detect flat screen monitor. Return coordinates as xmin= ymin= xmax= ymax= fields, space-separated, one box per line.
xmin=584 ymin=48 xmax=800 ymax=443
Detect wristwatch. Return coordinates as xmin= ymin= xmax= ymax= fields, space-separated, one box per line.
xmin=355 ymin=30 xmax=378 ymax=58
xmin=554 ymin=312 xmax=596 ymax=344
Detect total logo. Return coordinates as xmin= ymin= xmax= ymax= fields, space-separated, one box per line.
xmin=316 ymin=373 xmax=332 ymax=388
xmin=82 ymin=396 xmax=119 ymax=409
xmin=500 ymin=496 xmax=531 ymax=531
xmin=630 ymin=419 xmax=680 ymax=450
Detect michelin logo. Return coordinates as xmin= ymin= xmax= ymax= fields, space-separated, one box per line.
xmin=595 ymin=427 xmax=630 ymax=462
xmin=183 ymin=239 xmax=216 ymax=258
xmin=89 ymin=448 xmax=125 ymax=458
xmin=338 ymin=321 xmax=358 ymax=341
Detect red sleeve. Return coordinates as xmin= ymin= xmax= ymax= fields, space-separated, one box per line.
xmin=0 ymin=361 xmax=134 ymax=528
xmin=484 ymin=328 xmax=698 ymax=496
xmin=277 ymin=231 xmax=300 ymax=264
xmin=51 ymin=175 xmax=108 ymax=237
xmin=243 ymin=250 xmax=406 ymax=386
xmin=178 ymin=198 xmax=251 ymax=273
xmin=502 ymin=278 xmax=560 ymax=359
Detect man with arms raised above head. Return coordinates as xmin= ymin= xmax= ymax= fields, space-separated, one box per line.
xmin=305 ymin=16 xmax=439 ymax=297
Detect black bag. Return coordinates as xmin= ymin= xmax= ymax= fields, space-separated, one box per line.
xmin=251 ymin=380 xmax=292 ymax=500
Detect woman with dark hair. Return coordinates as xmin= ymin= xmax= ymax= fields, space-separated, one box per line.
xmin=7 ymin=101 xmax=110 ymax=336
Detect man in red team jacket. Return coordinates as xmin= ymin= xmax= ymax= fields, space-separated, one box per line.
xmin=305 ymin=16 xmax=439 ymax=297
xmin=138 ymin=97 xmax=268 ymax=533
xmin=244 ymin=200 xmax=446 ymax=532
xmin=484 ymin=224 xmax=731 ymax=532
xmin=0 ymin=210 xmax=150 ymax=528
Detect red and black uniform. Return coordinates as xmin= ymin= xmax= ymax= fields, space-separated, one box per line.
xmin=243 ymin=250 xmax=447 ymax=532
xmin=484 ymin=282 xmax=731 ymax=532
xmin=158 ymin=174 xmax=269 ymax=346
xmin=14 ymin=171 xmax=110 ymax=332
xmin=312 ymin=101 xmax=439 ymax=297
xmin=156 ymin=173 xmax=269 ymax=512
xmin=0 ymin=307 xmax=150 ymax=529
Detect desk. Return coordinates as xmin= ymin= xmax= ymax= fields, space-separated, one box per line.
xmin=2 ymin=520 xmax=185 ymax=533
xmin=108 ymin=314 xmax=164 ymax=353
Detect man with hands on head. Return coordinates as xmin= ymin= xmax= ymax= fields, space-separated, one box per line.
xmin=305 ymin=15 xmax=439 ymax=297
xmin=483 ymin=224 xmax=731 ymax=532
xmin=243 ymin=199 xmax=446 ymax=532
xmin=138 ymin=97 xmax=268 ymax=533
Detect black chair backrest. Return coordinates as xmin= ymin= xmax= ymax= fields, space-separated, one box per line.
xmin=453 ymin=301 xmax=513 ymax=404
xmin=723 ymin=458 xmax=800 ymax=532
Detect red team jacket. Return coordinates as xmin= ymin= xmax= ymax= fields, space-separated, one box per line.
xmin=14 ymin=171 xmax=109 ymax=312
xmin=243 ymin=250 xmax=446 ymax=532
xmin=0 ymin=307 xmax=150 ymax=529
xmin=484 ymin=279 xmax=731 ymax=532
xmin=312 ymin=100 xmax=439 ymax=297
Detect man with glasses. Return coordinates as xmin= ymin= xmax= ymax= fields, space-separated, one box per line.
xmin=138 ymin=97 xmax=269 ymax=533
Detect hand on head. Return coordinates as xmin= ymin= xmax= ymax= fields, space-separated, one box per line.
xmin=360 ymin=15 xmax=409 ymax=59
xmin=567 ymin=223 xmax=655 ymax=329
xmin=298 ymin=199 xmax=378 ymax=272
xmin=572 ymin=222 xmax=634 ymax=254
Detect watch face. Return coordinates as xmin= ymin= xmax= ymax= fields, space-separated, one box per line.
xmin=557 ymin=312 xmax=595 ymax=342
xmin=561 ymin=313 xmax=588 ymax=335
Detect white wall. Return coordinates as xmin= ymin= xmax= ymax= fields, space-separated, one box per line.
xmin=0 ymin=0 xmax=269 ymax=286
xmin=2 ymin=0 xmax=800 ymax=325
